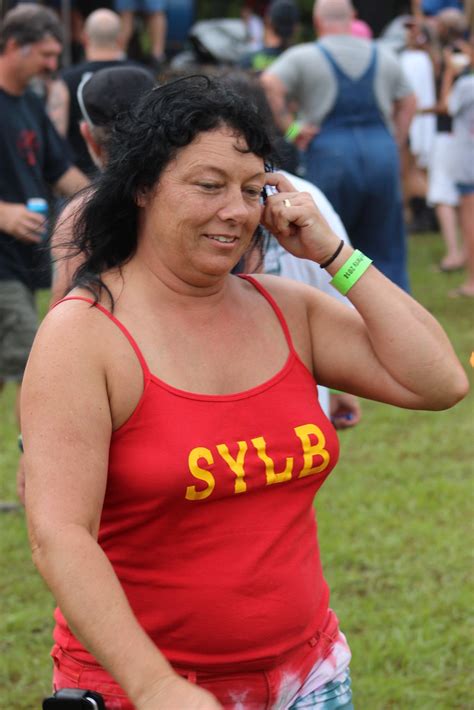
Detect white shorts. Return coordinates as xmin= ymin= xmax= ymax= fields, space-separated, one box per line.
xmin=427 ymin=133 xmax=460 ymax=207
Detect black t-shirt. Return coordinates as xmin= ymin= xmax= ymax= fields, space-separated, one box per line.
xmin=0 ymin=87 xmax=71 ymax=290
xmin=61 ymin=59 xmax=152 ymax=175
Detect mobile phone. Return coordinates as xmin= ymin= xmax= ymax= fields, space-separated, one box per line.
xmin=42 ymin=689 xmax=105 ymax=709
xmin=260 ymin=184 xmax=279 ymax=204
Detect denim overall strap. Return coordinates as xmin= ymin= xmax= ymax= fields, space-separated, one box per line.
xmin=317 ymin=43 xmax=383 ymax=129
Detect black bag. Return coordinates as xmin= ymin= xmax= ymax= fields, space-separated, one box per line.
xmin=42 ymin=688 xmax=105 ymax=709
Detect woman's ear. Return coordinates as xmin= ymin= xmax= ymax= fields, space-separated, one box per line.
xmin=79 ymin=121 xmax=104 ymax=168
xmin=135 ymin=188 xmax=149 ymax=207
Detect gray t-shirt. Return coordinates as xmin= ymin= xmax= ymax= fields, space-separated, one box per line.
xmin=447 ymin=74 xmax=474 ymax=185
xmin=266 ymin=35 xmax=413 ymax=132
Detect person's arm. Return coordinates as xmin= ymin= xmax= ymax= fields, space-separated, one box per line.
xmin=417 ymin=104 xmax=448 ymax=114
xmin=260 ymin=172 xmax=469 ymax=410
xmin=392 ymin=92 xmax=417 ymax=148
xmin=260 ymin=71 xmax=319 ymax=149
xmin=411 ymin=0 xmax=424 ymax=20
xmin=329 ymin=391 xmax=362 ymax=429
xmin=439 ymin=48 xmax=468 ymax=114
xmin=22 ymin=304 xmax=221 ymax=710
xmin=53 ymin=166 xmax=90 ymax=197
xmin=260 ymin=71 xmax=294 ymax=134
xmin=45 ymin=78 xmax=70 ymax=137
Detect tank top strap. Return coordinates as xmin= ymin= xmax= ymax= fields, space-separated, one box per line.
xmin=238 ymin=275 xmax=298 ymax=356
xmin=52 ymin=296 xmax=151 ymax=381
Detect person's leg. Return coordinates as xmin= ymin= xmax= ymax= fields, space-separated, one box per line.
xmin=434 ymin=203 xmax=464 ymax=271
xmin=114 ymin=0 xmax=136 ymax=55
xmin=147 ymin=10 xmax=167 ymax=61
xmin=402 ymin=142 xmax=432 ymax=232
xmin=0 ymin=279 xmax=37 ymax=372
xmin=0 ymin=281 xmax=38 ymax=503
xmin=119 ymin=10 xmax=135 ymax=53
xmin=450 ymin=188 xmax=474 ymax=296
xmin=0 ymin=280 xmax=38 ymax=381
xmin=0 ymin=377 xmax=23 ymax=501
xmin=427 ymin=133 xmax=462 ymax=270
xmin=143 ymin=0 xmax=167 ymax=64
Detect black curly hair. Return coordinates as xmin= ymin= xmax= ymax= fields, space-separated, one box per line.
xmin=70 ymin=74 xmax=276 ymax=303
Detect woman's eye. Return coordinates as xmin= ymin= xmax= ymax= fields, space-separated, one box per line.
xmin=199 ymin=183 xmax=221 ymax=190
xmin=244 ymin=187 xmax=262 ymax=199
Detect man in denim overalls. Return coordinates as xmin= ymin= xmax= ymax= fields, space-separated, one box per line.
xmin=261 ymin=0 xmax=417 ymax=291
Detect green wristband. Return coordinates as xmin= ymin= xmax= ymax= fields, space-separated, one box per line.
xmin=330 ymin=250 xmax=373 ymax=296
xmin=285 ymin=121 xmax=301 ymax=143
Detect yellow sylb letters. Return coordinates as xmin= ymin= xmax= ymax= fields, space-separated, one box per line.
xmin=251 ymin=436 xmax=293 ymax=485
xmin=185 ymin=447 xmax=215 ymax=500
xmin=295 ymin=424 xmax=330 ymax=477
xmin=216 ymin=441 xmax=248 ymax=493
xmin=186 ymin=423 xmax=331 ymax=500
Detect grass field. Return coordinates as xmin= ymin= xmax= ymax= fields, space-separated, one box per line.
xmin=0 ymin=233 xmax=473 ymax=709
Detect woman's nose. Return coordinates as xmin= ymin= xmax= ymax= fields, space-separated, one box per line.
xmin=218 ymin=188 xmax=252 ymax=223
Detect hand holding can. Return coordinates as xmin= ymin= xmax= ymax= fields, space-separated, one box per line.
xmin=27 ymin=197 xmax=49 ymax=240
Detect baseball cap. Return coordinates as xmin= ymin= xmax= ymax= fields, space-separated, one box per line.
xmin=77 ymin=65 xmax=156 ymax=127
xmin=421 ymin=0 xmax=463 ymax=16
xmin=268 ymin=0 xmax=300 ymax=40
xmin=351 ymin=18 xmax=373 ymax=38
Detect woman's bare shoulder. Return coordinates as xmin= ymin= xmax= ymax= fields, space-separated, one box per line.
xmin=38 ymin=289 xmax=112 ymax=355
xmin=244 ymin=272 xmax=329 ymax=307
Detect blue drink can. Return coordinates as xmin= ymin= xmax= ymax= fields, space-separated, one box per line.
xmin=27 ymin=197 xmax=48 ymax=240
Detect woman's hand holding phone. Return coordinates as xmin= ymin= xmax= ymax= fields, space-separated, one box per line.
xmin=260 ymin=172 xmax=341 ymax=266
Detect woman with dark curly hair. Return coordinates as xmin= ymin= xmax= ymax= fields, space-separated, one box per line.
xmin=22 ymin=76 xmax=467 ymax=710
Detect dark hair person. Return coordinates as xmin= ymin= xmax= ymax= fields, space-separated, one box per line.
xmin=0 ymin=2 xmax=63 ymax=51
xmin=22 ymin=76 xmax=468 ymax=710
xmin=71 ymin=75 xmax=272 ymax=303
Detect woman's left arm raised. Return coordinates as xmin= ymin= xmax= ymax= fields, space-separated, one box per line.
xmin=261 ymin=173 xmax=469 ymax=410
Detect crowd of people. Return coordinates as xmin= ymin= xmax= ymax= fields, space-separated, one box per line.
xmin=394 ymin=2 xmax=474 ymax=291
xmin=0 ymin=1 xmax=471 ymax=709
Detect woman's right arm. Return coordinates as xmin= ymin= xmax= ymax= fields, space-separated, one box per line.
xmin=21 ymin=303 xmax=221 ymax=709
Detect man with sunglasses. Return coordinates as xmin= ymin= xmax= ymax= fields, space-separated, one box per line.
xmin=50 ymin=65 xmax=156 ymax=306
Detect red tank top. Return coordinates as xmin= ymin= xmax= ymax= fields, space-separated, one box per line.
xmin=53 ymin=276 xmax=340 ymax=671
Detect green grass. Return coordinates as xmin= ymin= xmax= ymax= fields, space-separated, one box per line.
xmin=1 ymin=233 xmax=473 ymax=709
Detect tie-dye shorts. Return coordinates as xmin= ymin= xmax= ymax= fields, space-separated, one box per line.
xmin=288 ymin=670 xmax=353 ymax=709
